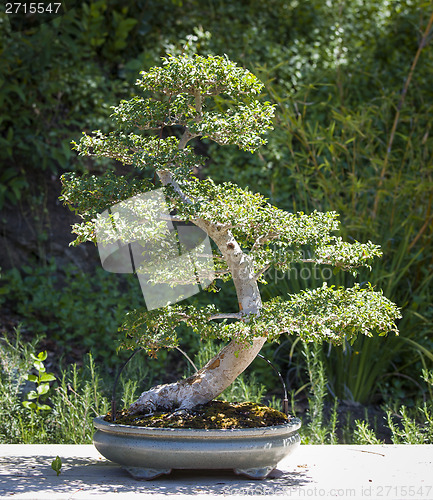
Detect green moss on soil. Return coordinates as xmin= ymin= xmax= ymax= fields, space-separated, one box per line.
xmin=106 ymin=400 xmax=290 ymax=429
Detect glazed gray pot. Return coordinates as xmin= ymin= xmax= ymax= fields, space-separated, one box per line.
xmin=93 ymin=416 xmax=301 ymax=479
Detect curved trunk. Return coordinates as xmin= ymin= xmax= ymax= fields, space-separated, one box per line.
xmin=129 ymin=220 xmax=266 ymax=414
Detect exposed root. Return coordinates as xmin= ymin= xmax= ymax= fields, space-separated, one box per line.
xmin=128 ymin=376 xmax=215 ymax=415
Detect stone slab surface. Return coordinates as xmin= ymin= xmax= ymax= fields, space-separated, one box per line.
xmin=0 ymin=444 xmax=432 ymax=499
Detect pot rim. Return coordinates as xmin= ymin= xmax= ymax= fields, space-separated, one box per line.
xmin=94 ymin=415 xmax=302 ymax=438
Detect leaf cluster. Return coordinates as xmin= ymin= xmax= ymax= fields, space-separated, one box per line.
xmin=72 ymin=133 xmax=200 ymax=178
xmin=253 ymin=283 xmax=401 ymax=344
xmin=136 ymin=54 xmax=265 ymax=97
xmin=187 ymin=101 xmax=275 ymax=152
xmin=60 ymin=170 xmax=155 ymax=245
xmin=22 ymin=351 xmax=56 ymax=413
xmin=111 ymin=94 xmax=195 ymax=131
xmin=119 ymin=283 xmax=401 ymax=355
xmin=174 ymin=177 xmax=382 ymax=275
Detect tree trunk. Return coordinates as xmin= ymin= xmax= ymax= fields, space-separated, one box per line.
xmin=128 ymin=219 xmax=267 ymax=414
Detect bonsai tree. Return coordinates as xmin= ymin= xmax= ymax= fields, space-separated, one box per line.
xmin=60 ymin=54 xmax=400 ymax=415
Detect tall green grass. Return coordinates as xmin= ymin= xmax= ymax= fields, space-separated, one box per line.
xmin=299 ymin=339 xmax=433 ymax=445
xmin=257 ymin=70 xmax=433 ymax=404
xmin=0 ymin=330 xmax=108 ymax=443
xmin=0 ymin=329 xmax=149 ymax=444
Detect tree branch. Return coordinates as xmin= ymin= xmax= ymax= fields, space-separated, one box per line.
xmin=156 ymin=169 xmax=194 ymax=205
xmin=251 ymin=230 xmax=279 ymax=252
xmin=253 ymin=264 xmax=271 ymax=281
xmin=214 ymin=269 xmax=231 ymax=275
xmin=194 ymin=89 xmax=203 ymax=121
xmin=178 ymin=128 xmax=197 ymax=149
xmin=156 ymin=214 xmax=184 ymax=223
xmin=209 ymin=312 xmax=244 ymax=320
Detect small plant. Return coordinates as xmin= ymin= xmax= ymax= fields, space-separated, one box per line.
xmin=353 ymin=420 xmax=383 ymax=445
xmin=51 ymin=354 xmax=110 ymax=444
xmin=301 ymin=342 xmax=339 ymax=444
xmin=0 ymin=332 xmax=112 ymax=444
xmin=51 ymin=455 xmax=62 ymax=476
xmin=22 ymin=351 xmax=56 ymax=413
xmin=384 ymin=369 xmax=433 ymax=445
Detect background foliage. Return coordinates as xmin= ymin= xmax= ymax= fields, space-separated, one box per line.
xmin=1 ymin=0 xmax=432 ymax=437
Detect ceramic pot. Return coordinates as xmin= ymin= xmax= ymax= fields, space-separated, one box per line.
xmin=93 ymin=415 xmax=301 ymax=479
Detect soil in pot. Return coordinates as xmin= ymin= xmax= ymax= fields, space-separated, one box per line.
xmin=105 ymin=400 xmax=291 ymax=429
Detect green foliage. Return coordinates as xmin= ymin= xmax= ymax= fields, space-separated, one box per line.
xmin=51 ymin=356 xmax=110 ymax=444
xmin=0 ymin=261 xmax=144 ymax=367
xmin=137 ymin=54 xmax=265 ymax=97
xmin=353 ymin=420 xmax=383 ymax=445
xmin=0 ymin=330 xmax=109 ymax=444
xmin=300 ymin=342 xmax=340 ymax=445
xmin=175 ymin=180 xmax=342 ymax=253
xmin=119 ymin=282 xmax=400 ymax=354
xmin=51 ymin=456 xmax=62 ymax=476
xmin=60 ymin=170 xmax=156 ymax=244
xmin=255 ymin=283 xmax=400 ymax=345
xmin=0 ymin=330 xmax=39 ymax=442
xmin=0 ymin=167 xmax=29 ymax=209
xmin=111 ymin=54 xmax=277 ymax=153
xmin=63 ymin=54 xmax=400 ymax=363
xmin=298 ymin=344 xmax=433 ymax=445
xmin=383 ymin=369 xmax=433 ymax=445
xmin=22 ymin=351 xmax=56 ymax=413
xmin=0 ymin=0 xmax=165 ymax=208
xmin=70 ymin=54 xmax=275 ymax=171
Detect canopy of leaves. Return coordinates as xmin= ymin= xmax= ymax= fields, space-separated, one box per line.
xmin=119 ymin=283 xmax=401 ymax=356
xmin=174 ymin=177 xmax=382 ymax=274
xmin=72 ymin=133 xmax=201 ymax=177
xmin=61 ymin=168 xmax=382 ymax=276
xmin=74 ymin=55 xmax=275 ymax=155
xmin=111 ymin=94 xmax=195 ymax=131
xmin=60 ymin=170 xmax=154 ymax=221
xmin=136 ymin=54 xmax=265 ymax=97
xmin=62 ymin=53 xmax=400 ymax=354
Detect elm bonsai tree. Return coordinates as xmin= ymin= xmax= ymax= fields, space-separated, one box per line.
xmin=60 ymin=54 xmax=400 ymax=415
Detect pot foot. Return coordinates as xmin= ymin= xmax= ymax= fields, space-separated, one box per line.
xmin=234 ymin=465 xmax=276 ymax=479
xmin=124 ymin=466 xmax=172 ymax=480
